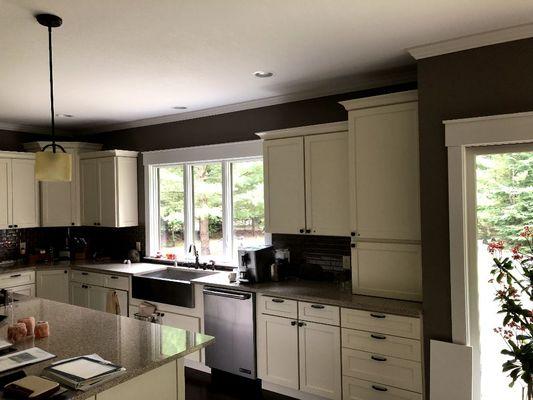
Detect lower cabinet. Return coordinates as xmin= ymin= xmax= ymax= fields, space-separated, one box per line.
xmin=257 ymin=314 xmax=299 ymax=389
xmin=36 ymin=269 xmax=69 ymax=303
xmin=162 ymin=312 xmax=201 ymax=362
xmin=70 ymin=282 xmax=128 ymax=316
xmin=11 ymin=284 xmax=35 ymax=297
xmin=299 ymin=321 xmax=342 ymax=399
xmin=343 ymin=376 xmax=422 ymax=400
xmin=257 ymin=302 xmax=342 ymax=400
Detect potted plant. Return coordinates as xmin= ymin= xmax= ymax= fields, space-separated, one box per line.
xmin=488 ymin=226 xmax=533 ymax=399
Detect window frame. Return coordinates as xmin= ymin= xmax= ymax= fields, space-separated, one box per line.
xmin=143 ymin=140 xmax=263 ymax=263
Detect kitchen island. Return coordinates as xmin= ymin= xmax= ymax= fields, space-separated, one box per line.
xmin=0 ymin=296 xmax=214 ymax=399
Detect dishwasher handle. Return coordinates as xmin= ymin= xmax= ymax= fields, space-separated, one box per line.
xmin=203 ymin=288 xmax=251 ymax=300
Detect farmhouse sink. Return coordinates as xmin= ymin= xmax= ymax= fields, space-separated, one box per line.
xmin=132 ymin=267 xmax=217 ymax=308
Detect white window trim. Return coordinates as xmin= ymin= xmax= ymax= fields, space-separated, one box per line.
xmin=143 ymin=140 xmax=263 ymax=258
xmin=444 ymin=111 xmax=533 ymax=400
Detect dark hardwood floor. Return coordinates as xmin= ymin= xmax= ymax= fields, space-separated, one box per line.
xmin=185 ymin=368 xmax=296 ymax=400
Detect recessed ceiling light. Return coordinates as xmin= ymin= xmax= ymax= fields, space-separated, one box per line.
xmin=253 ymin=71 xmax=274 ymax=78
xmin=55 ymin=113 xmax=73 ymax=118
xmin=172 ymin=106 xmax=187 ymax=110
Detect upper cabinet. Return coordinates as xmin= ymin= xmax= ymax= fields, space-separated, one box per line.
xmin=24 ymin=142 xmax=102 ymax=227
xmin=80 ymin=150 xmax=139 ymax=228
xmin=259 ymin=122 xmax=350 ymax=236
xmin=0 ymin=152 xmax=39 ymax=230
xmin=340 ymin=91 xmax=422 ymax=301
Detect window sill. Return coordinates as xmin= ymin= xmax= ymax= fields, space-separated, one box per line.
xmin=143 ymin=256 xmax=236 ymax=271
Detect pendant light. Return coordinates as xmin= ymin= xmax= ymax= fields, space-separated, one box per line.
xmin=34 ymin=13 xmax=72 ymax=182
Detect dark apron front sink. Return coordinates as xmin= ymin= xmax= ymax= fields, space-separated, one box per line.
xmin=132 ymin=268 xmax=217 ymax=308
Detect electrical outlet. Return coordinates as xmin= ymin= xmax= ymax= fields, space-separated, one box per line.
xmin=342 ymin=255 xmax=351 ymax=270
xmin=136 ymin=242 xmax=142 ymax=252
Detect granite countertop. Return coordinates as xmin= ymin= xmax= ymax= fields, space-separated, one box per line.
xmin=193 ymin=272 xmax=422 ymax=317
xmin=0 ymin=297 xmax=214 ymax=399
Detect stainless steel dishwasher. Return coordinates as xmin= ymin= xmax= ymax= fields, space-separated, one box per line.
xmin=203 ymin=286 xmax=256 ymax=379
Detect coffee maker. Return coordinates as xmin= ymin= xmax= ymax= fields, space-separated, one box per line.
xmin=237 ymin=246 xmax=274 ymax=283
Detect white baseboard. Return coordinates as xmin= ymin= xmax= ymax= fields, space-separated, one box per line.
xmin=261 ymin=381 xmax=328 ymax=400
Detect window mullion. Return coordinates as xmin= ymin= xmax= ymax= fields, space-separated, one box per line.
xmin=222 ymin=161 xmax=233 ymax=261
xmin=184 ymin=164 xmax=194 ymax=259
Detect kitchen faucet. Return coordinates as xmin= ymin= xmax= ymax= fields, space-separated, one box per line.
xmin=188 ymin=244 xmax=200 ymax=268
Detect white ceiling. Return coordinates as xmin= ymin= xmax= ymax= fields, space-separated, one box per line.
xmin=1 ymin=0 xmax=533 ymax=134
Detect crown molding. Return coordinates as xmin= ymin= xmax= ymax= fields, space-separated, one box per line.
xmin=340 ymin=90 xmax=418 ymax=111
xmin=256 ymin=121 xmax=348 ymax=140
xmin=77 ymin=67 xmax=416 ymax=135
xmin=407 ymin=23 xmax=533 ymax=60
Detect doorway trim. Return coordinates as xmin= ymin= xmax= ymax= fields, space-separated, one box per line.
xmin=445 ymin=110 xmax=533 ymax=346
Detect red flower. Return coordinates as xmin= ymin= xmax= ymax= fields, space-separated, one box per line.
xmin=520 ymin=226 xmax=532 ymax=238
xmin=488 ymin=240 xmax=505 ymax=254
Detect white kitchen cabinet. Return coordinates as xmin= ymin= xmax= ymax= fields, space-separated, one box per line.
xmin=263 ymin=137 xmax=306 ymax=235
xmin=0 ymin=159 xmax=11 ymax=229
xmin=343 ymin=376 xmax=422 ymax=400
xmin=304 ymin=131 xmax=350 ymax=236
xmin=340 ymin=91 xmax=422 ymax=301
xmin=80 ymin=150 xmax=138 ymax=228
xmin=298 ymin=321 xmax=342 ymax=400
xmin=0 ymin=153 xmax=39 ymax=229
xmin=24 ymin=142 xmax=102 ymax=227
xmin=11 ymin=158 xmax=39 ymax=228
xmin=11 ymin=284 xmax=35 ymax=297
xmin=352 ymin=242 xmax=422 ymax=301
xmin=70 ymin=282 xmax=89 ymax=308
xmin=259 ymin=122 xmax=349 ymax=236
xmin=36 ymin=269 xmax=70 ymax=303
xmin=87 ymin=285 xmax=111 ymax=313
xmin=162 ymin=312 xmax=201 ymax=362
xmin=257 ymin=313 xmax=299 ymax=389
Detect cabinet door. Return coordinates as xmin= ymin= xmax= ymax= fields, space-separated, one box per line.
xmin=162 ymin=312 xmax=201 ymax=362
xmin=0 ymin=159 xmax=11 ymax=229
xmin=36 ymin=270 xmax=70 ymax=303
xmin=11 ymin=284 xmax=35 ymax=297
xmin=87 ymin=285 xmax=109 ymax=312
xmin=263 ymin=138 xmax=306 ymax=234
xmin=257 ymin=314 xmax=299 ymax=389
xmin=98 ymin=158 xmax=118 ymax=227
xmin=80 ymin=159 xmax=100 ymax=226
xmin=299 ymin=321 xmax=342 ymax=400
xmin=304 ymin=132 xmax=349 ymax=236
xmin=116 ymin=157 xmax=138 ymax=227
xmin=352 ymin=243 xmax=422 ymax=301
xmin=41 ymin=181 xmax=74 ymax=227
xmin=349 ymin=102 xmax=420 ymax=241
xmin=11 ymin=158 xmax=39 ymax=228
xmin=70 ymin=282 xmax=89 ymax=308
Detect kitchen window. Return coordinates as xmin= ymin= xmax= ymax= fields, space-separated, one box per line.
xmin=144 ymin=141 xmax=264 ymax=263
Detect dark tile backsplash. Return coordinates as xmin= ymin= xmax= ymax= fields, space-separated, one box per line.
xmin=0 ymin=226 xmax=145 ymax=263
xmin=271 ymin=233 xmax=351 ymax=281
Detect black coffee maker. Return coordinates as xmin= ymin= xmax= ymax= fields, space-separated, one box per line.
xmin=237 ymin=245 xmax=274 ymax=283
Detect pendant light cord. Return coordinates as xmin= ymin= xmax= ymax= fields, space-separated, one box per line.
xmin=47 ymin=26 xmax=56 ymax=153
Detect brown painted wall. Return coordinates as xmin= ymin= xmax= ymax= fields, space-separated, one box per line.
xmin=89 ymin=83 xmax=416 ymax=151
xmin=418 ymin=37 xmax=533 ymax=392
xmin=0 ymin=129 xmax=42 ymax=151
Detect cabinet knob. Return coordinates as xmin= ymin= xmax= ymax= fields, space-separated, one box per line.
xmin=297 ymin=322 xmax=306 ymax=327
xmin=299 ymin=228 xmax=304 ymax=233
xmin=305 ymin=229 xmax=311 ymax=234
xmin=350 ymin=243 xmax=356 ymax=248
xmin=371 ymin=385 xmax=388 ymax=392
xmin=351 ymin=231 xmax=356 ymax=236
xmin=13 ymin=225 xmax=17 ymax=228
xmin=71 ymin=222 xmax=75 ymax=226
xmin=370 ymin=313 xmax=386 ymax=319
xmin=8 ymin=225 xmax=12 ymax=228
xmin=370 ymin=334 xmax=387 ymax=340
xmin=371 ymin=355 xmax=387 ymax=362
xmin=290 ymin=321 xmax=297 ymax=326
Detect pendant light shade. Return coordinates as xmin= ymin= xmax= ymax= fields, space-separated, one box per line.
xmin=34 ymin=13 xmax=72 ymax=182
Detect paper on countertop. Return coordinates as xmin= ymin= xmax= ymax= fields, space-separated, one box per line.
xmin=51 ymin=358 xmax=116 ymax=380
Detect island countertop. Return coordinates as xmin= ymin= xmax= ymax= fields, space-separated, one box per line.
xmin=0 ymin=297 xmax=214 ymax=399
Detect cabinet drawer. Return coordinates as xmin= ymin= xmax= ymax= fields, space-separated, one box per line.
xmin=342 ymin=348 xmax=422 ymax=393
xmin=342 ymin=328 xmax=421 ymax=362
xmin=258 ymin=295 xmax=297 ymax=318
xmin=103 ymin=274 xmax=129 ymax=291
xmin=71 ymin=270 xmax=105 ymax=287
xmin=341 ymin=308 xmax=420 ymax=340
xmin=0 ymin=270 xmax=35 ymax=289
xmin=343 ymin=376 xmax=422 ymax=400
xmin=298 ymin=301 xmax=340 ymax=326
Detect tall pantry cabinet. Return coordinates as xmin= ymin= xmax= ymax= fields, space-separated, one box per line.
xmin=340 ymin=91 xmax=422 ymax=301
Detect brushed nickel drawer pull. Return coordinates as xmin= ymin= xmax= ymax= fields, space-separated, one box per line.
xmin=81 ymin=272 xmax=89 ymax=276
xmin=271 ymin=298 xmax=284 ymax=303
xmin=371 ymin=355 xmax=387 ymax=362
xmin=370 ymin=313 xmax=386 ymax=319
xmin=310 ymin=304 xmax=325 ymax=309
xmin=370 ymin=334 xmax=387 ymax=340
xmin=110 ymin=276 xmax=119 ymax=279
xmin=9 ymin=274 xmax=21 ymax=278
xmin=372 ymin=385 xmax=388 ymax=392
